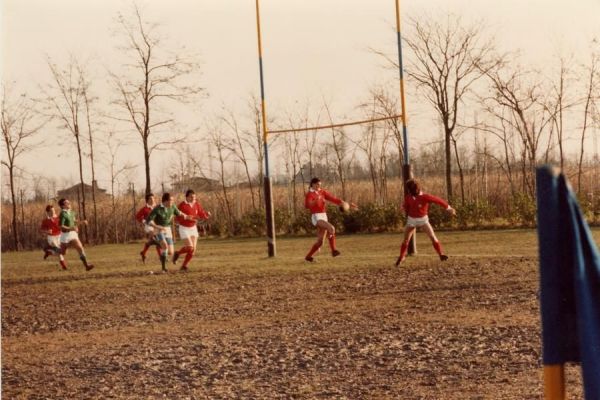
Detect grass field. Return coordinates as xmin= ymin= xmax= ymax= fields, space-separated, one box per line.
xmin=3 ymin=229 xmax=597 ymax=399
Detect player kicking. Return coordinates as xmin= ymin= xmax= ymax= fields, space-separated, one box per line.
xmin=396 ymin=179 xmax=456 ymax=266
xmin=146 ymin=192 xmax=193 ymax=273
xmin=57 ymin=198 xmax=94 ymax=271
xmin=135 ymin=193 xmax=162 ymax=263
xmin=304 ymin=177 xmax=357 ymax=262
xmin=40 ymin=204 xmax=67 ymax=270
xmin=173 ymin=189 xmax=211 ymax=271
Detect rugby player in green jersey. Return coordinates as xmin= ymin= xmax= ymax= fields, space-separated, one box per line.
xmin=146 ymin=192 xmax=194 ymax=272
xmin=58 ymin=198 xmax=94 ymax=271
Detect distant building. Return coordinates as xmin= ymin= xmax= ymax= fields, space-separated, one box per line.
xmin=170 ymin=176 xmax=221 ymax=194
xmin=57 ymin=180 xmax=110 ymax=200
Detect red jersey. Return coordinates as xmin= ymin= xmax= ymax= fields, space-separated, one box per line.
xmin=41 ymin=217 xmax=61 ymax=236
xmin=176 ymin=201 xmax=209 ymax=227
xmin=135 ymin=205 xmax=153 ymax=223
xmin=403 ymin=192 xmax=449 ymax=218
xmin=304 ymin=188 xmax=342 ymax=214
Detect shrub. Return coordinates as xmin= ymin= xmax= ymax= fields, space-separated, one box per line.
xmin=341 ymin=202 xmax=401 ymax=234
xmin=455 ymin=199 xmax=496 ymax=228
xmin=507 ymin=193 xmax=536 ymax=227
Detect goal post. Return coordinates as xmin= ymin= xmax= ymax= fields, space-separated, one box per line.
xmin=254 ymin=0 xmax=413 ymax=257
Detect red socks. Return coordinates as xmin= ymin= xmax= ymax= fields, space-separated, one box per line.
xmin=399 ymin=240 xmax=409 ymax=260
xmin=306 ymin=241 xmax=323 ymax=259
xmin=328 ymin=234 xmax=336 ymax=251
xmin=183 ymin=251 xmax=194 ymax=267
xmin=176 ymin=246 xmax=195 ymax=267
xmin=432 ymin=240 xmax=443 ymax=255
xmin=141 ymin=243 xmax=150 ymax=257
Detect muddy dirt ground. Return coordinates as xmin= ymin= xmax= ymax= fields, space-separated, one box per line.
xmin=1 ymin=232 xmax=585 ymax=399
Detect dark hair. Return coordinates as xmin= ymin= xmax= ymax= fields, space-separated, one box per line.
xmin=185 ymin=189 xmax=195 ymax=197
xmin=58 ymin=198 xmax=67 ymax=207
xmin=406 ymin=179 xmax=420 ymax=196
xmin=145 ymin=193 xmax=154 ymax=202
xmin=45 ymin=204 xmax=54 ymax=212
xmin=161 ymin=193 xmax=172 ymax=203
xmin=309 ymin=177 xmax=321 ymax=187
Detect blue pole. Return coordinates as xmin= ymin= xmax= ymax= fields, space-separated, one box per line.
xmin=255 ymin=0 xmax=276 ymax=257
xmin=395 ymin=0 xmax=410 ymax=166
xmin=395 ymin=0 xmax=415 ymax=254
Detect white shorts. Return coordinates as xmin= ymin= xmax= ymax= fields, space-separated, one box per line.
xmin=406 ymin=216 xmax=430 ymax=228
xmin=311 ymin=213 xmax=328 ymax=226
xmin=178 ymin=225 xmax=198 ymax=240
xmin=60 ymin=231 xmax=79 ymax=244
xmin=156 ymin=226 xmax=174 ymax=245
xmin=143 ymin=223 xmax=155 ymax=235
xmin=47 ymin=235 xmax=60 ymax=248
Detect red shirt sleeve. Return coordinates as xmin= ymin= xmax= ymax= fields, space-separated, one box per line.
xmin=422 ymin=193 xmax=449 ymax=209
xmin=322 ymin=189 xmax=342 ymax=206
xmin=195 ymin=203 xmax=209 ymax=220
xmin=176 ymin=202 xmax=187 ymax=225
xmin=304 ymin=191 xmax=313 ymax=209
xmin=135 ymin=207 xmax=146 ymax=222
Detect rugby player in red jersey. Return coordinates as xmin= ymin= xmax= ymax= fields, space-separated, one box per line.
xmin=173 ymin=189 xmax=211 ymax=271
xmin=40 ymin=204 xmax=67 ymax=269
xmin=135 ymin=193 xmax=161 ymax=263
xmin=304 ymin=177 xmax=357 ymax=262
xmin=396 ymin=179 xmax=456 ymax=266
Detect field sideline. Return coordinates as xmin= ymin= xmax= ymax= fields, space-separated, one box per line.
xmin=3 ymin=229 xmax=597 ymax=398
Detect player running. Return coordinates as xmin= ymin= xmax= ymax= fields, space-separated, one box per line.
xmin=135 ymin=193 xmax=161 ymax=263
xmin=304 ymin=177 xmax=357 ymax=262
xmin=173 ymin=189 xmax=211 ymax=271
xmin=396 ymin=178 xmax=456 ymax=266
xmin=57 ymin=198 xmax=94 ymax=271
xmin=145 ymin=192 xmax=193 ymax=273
xmin=40 ymin=204 xmax=67 ymax=270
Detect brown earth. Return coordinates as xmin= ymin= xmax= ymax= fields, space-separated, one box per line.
xmin=1 ymin=233 xmax=585 ymax=399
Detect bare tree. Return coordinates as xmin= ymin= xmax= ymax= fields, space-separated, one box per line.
xmin=80 ymin=64 xmax=99 ymax=243
xmin=322 ymin=100 xmax=352 ymax=199
xmin=482 ymin=65 xmax=554 ymax=197
xmin=206 ymin=124 xmax=234 ymax=233
xmin=1 ymin=87 xmax=44 ymax=251
xmin=375 ymin=14 xmax=500 ymax=199
xmin=355 ymin=97 xmax=393 ymax=204
xmin=42 ymin=56 xmax=92 ymax=242
xmin=112 ymin=4 xmax=204 ymax=195
xmin=103 ymin=131 xmax=136 ymax=243
xmin=220 ymin=107 xmax=258 ymax=210
xmin=577 ymin=52 xmax=599 ymax=193
xmin=545 ymin=58 xmax=577 ymax=170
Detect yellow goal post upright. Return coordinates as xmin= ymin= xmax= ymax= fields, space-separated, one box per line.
xmin=254 ymin=0 xmax=413 ymax=257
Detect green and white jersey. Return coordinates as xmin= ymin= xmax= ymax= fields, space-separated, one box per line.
xmin=59 ymin=209 xmax=77 ymax=229
xmin=146 ymin=204 xmax=182 ymax=227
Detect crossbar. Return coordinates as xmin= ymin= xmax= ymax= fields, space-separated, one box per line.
xmin=268 ymin=114 xmax=402 ymax=134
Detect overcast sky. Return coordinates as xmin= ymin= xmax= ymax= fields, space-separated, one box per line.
xmin=2 ymin=0 xmax=599 ymax=193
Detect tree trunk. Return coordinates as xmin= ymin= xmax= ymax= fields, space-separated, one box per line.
xmin=9 ymin=166 xmax=20 ymax=251
xmin=144 ymin=140 xmax=151 ymax=195
xmin=452 ymin=137 xmax=465 ymax=205
xmin=84 ymin=94 xmax=98 ymax=243
xmin=445 ymin=127 xmax=453 ymax=200
xmin=74 ymin=133 xmax=88 ymax=244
